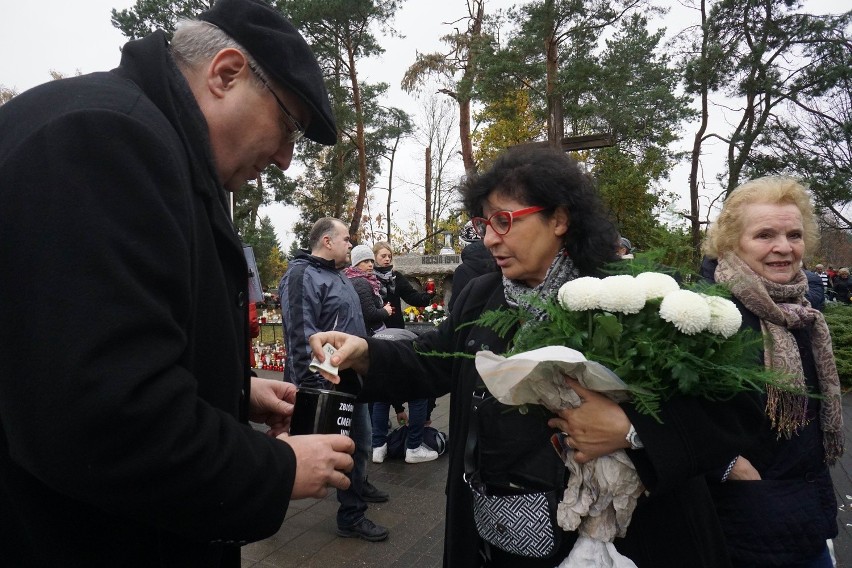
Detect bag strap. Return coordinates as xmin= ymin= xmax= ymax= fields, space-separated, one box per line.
xmin=463 ymin=280 xmax=513 ymax=482
xmin=464 ymin=389 xmax=485 ymax=478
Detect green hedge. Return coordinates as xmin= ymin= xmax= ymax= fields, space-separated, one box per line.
xmin=825 ymin=303 xmax=852 ymax=390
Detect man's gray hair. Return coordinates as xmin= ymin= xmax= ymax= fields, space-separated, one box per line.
xmin=171 ymin=20 xmax=270 ymax=86
xmin=308 ymin=217 xmax=345 ymax=250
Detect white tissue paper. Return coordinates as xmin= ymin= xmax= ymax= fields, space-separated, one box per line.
xmin=475 ymin=346 xmax=643 ymax=568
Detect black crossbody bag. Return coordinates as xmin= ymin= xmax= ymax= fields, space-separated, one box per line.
xmin=464 ymin=387 xmax=566 ymax=559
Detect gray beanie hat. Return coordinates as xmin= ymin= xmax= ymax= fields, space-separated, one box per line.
xmin=350 ymin=244 xmax=375 ymax=267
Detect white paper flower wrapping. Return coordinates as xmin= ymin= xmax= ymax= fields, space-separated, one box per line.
xmin=474 ymin=345 xmax=631 ymax=410
xmin=557 ymin=536 xmax=639 ymax=568
xmin=475 ymin=346 xmax=643 ymax=568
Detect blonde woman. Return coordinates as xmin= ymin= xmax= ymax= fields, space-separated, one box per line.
xmin=701 ymin=176 xmax=842 ymax=568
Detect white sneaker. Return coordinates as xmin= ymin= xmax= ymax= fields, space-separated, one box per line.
xmin=405 ymin=444 xmax=439 ymax=464
xmin=372 ymin=443 xmax=388 ymax=464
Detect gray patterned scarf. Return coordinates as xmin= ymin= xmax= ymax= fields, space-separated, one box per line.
xmin=374 ymin=265 xmax=396 ymax=299
xmin=503 ymin=248 xmax=579 ymax=320
xmin=715 ymin=252 xmax=843 ymax=464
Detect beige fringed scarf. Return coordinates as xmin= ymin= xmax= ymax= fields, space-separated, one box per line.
xmin=715 ymin=253 xmax=843 ymax=464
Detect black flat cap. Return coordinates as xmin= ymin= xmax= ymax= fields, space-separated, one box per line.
xmin=199 ymin=0 xmax=337 ymax=145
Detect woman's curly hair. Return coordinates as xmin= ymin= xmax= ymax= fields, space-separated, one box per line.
xmin=460 ymin=144 xmax=619 ymax=275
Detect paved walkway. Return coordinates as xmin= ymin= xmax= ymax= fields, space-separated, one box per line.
xmin=245 ymin=369 xmax=852 ymax=568
xmin=830 ymin=392 xmax=852 ymax=566
xmin=242 ymin=369 xmax=450 ymax=568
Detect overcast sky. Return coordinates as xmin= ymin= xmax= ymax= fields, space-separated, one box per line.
xmin=1 ymin=0 xmax=513 ymax=250
xmin=1 ymin=0 xmax=845 ymax=251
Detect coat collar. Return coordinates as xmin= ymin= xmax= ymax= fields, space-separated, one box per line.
xmin=114 ymin=32 xmax=245 ymax=270
xmin=294 ymin=251 xmax=340 ymax=271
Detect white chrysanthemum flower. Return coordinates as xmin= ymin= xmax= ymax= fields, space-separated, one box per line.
xmin=598 ymin=275 xmax=646 ymax=314
xmin=558 ymin=277 xmax=601 ymax=311
xmin=635 ymin=272 xmax=680 ymax=300
xmin=703 ymin=295 xmax=742 ymax=338
xmin=658 ymin=289 xmax=711 ymax=335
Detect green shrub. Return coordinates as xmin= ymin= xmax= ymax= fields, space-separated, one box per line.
xmin=825 ymin=303 xmax=852 ymax=390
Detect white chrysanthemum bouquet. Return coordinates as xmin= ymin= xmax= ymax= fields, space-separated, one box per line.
xmin=478 ymin=270 xmax=782 ymax=421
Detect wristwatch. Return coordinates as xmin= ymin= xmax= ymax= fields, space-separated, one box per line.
xmin=626 ymin=424 xmax=644 ymax=450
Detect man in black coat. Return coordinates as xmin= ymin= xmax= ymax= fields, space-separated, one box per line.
xmin=0 ymin=0 xmax=353 ymax=566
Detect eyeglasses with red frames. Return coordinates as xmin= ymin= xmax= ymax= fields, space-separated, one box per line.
xmin=470 ymin=206 xmax=546 ymax=238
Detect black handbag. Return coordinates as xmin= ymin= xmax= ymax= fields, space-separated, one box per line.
xmin=465 ymin=389 xmax=565 ymax=559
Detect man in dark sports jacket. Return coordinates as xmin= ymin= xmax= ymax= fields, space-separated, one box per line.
xmin=279 ymin=218 xmax=390 ymax=543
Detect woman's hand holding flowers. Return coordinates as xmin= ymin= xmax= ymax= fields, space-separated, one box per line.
xmin=548 ymin=378 xmax=632 ymax=464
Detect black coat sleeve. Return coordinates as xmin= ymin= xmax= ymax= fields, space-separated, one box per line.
xmin=623 ymin=390 xmax=766 ymax=494
xmin=395 ymin=272 xmax=434 ymax=307
xmin=351 ymin=278 xmax=389 ymax=330
xmin=362 ymin=325 xmax=456 ymax=403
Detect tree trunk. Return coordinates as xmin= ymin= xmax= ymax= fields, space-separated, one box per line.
xmin=333 ymin=145 xmax=346 ymax=219
xmin=544 ymin=0 xmax=563 ymax=147
xmin=346 ymin=43 xmax=368 ymax=240
xmin=459 ymin=0 xmax=484 ymax=175
xmin=386 ymin=119 xmax=401 ymax=244
xmin=688 ymin=0 xmax=710 ymax=263
xmin=425 ymin=145 xmax=432 ymax=251
xmin=726 ymin=87 xmax=773 ymax=195
xmin=459 ymin=98 xmax=475 ymax=175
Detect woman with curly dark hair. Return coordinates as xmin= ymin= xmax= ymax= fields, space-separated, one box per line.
xmin=461 ymin=144 xmax=618 ymax=276
xmin=307 ymin=145 xmax=763 ymax=567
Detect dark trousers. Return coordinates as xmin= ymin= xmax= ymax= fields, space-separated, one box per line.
xmin=336 ymin=402 xmax=370 ymax=527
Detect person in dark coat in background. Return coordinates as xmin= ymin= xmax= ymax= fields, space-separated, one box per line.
xmin=372 ymin=241 xmax=435 ymax=328
xmin=370 ymin=241 xmax=439 ymax=463
xmin=701 ymin=176 xmax=843 ymax=568
xmin=345 ymin=245 xmax=393 ymax=336
xmin=803 ymin=264 xmax=825 ymax=311
xmin=279 ymin=220 xmax=390 ymax=542
xmin=834 ymin=267 xmax=852 ymax=304
xmin=448 ymin=221 xmax=498 ymax=310
xmin=309 ymin=145 xmax=766 ymax=568
xmin=0 ymin=1 xmax=355 ymax=566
